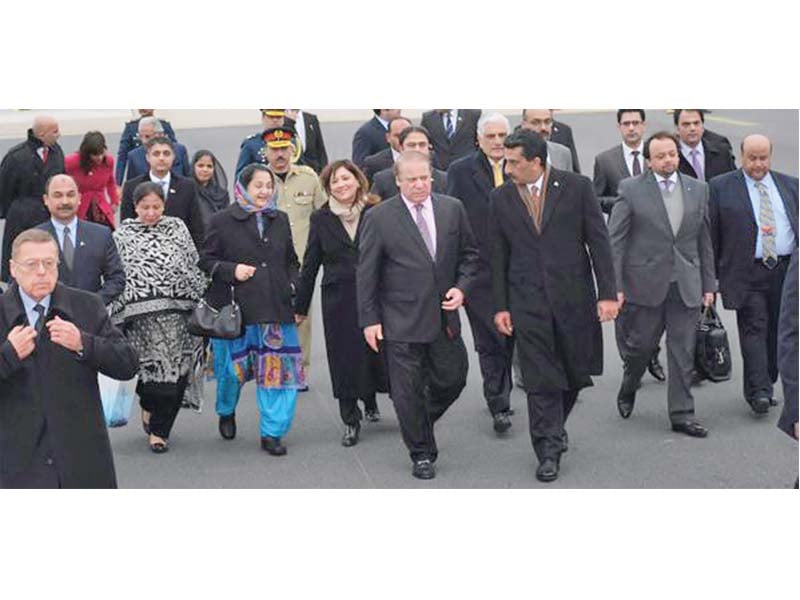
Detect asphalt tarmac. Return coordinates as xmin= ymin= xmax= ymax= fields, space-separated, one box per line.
xmin=0 ymin=109 xmax=797 ymax=487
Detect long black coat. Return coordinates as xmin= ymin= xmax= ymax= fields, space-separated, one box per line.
xmin=0 ymin=130 xmax=65 ymax=281
xmin=0 ymin=283 xmax=139 ymax=488
xmin=489 ymin=169 xmax=616 ymax=392
xmin=200 ymin=204 xmax=299 ymax=326
xmin=295 ymin=204 xmax=387 ymax=398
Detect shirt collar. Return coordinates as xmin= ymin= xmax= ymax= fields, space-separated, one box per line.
xmin=527 ymin=173 xmax=545 ymax=194
xmin=18 ymin=287 xmax=51 ymax=319
xmin=653 ymin=171 xmax=679 ymax=185
xmin=622 ymin=142 xmax=644 ymax=157
xmin=743 ymin=169 xmax=773 ymax=189
xmin=680 ymin=140 xmax=704 ymax=157
xmin=401 ymin=194 xmax=431 ymax=212
xmin=150 ymin=171 xmax=171 ymax=185
xmin=391 ymin=147 xmax=401 ymax=162
xmin=51 ymin=216 xmax=78 ymax=235
xmin=375 ymin=115 xmax=390 ymax=130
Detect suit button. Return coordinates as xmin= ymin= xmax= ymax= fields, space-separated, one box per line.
xmin=261 ymin=262 xmax=267 ymax=267
xmin=45 ymin=457 xmax=54 ymax=466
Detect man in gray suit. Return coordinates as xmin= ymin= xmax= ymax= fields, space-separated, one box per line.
xmin=609 ymin=132 xmax=716 ymax=437
xmin=519 ymin=109 xmax=575 ymax=172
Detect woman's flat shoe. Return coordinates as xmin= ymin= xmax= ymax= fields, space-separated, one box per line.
xmin=149 ymin=438 xmax=169 ymax=454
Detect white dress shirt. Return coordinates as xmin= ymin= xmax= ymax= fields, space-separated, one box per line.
xmin=402 ymin=195 xmax=437 ymax=257
xmin=622 ymin=142 xmax=645 ymax=176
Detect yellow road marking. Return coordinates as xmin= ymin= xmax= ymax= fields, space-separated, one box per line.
xmin=704 ymin=115 xmax=758 ymax=127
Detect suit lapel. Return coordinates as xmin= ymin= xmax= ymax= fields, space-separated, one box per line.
xmin=772 ymin=173 xmax=799 ymax=239
xmin=734 ymin=169 xmax=759 ymax=228
xmin=432 ymin=195 xmax=447 ymax=265
xmin=472 ymin=152 xmax=496 ymax=196
xmin=429 ymin=113 xmax=448 ymax=147
xmin=540 ymin=169 xmax=561 ymax=233
xmin=321 ymin=207 xmax=356 ymax=248
xmin=393 ymin=199 xmax=433 ymax=262
xmin=615 ymin=145 xmax=631 ymax=178
xmin=646 ymin=173 xmax=675 ymax=239
xmin=513 ymin=184 xmax=541 ymax=238
xmin=675 ymin=174 xmax=696 ymax=238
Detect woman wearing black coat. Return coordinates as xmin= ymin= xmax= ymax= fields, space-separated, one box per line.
xmin=295 ymin=159 xmax=387 ymax=447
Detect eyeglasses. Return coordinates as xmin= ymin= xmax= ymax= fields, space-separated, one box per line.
xmin=14 ymin=258 xmax=59 ymax=272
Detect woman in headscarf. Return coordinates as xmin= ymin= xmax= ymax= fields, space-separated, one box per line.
xmin=111 ymin=182 xmax=207 ymax=453
xmin=295 ymin=159 xmax=388 ymax=447
xmin=191 ymin=149 xmax=230 ymax=226
xmin=64 ymin=130 xmax=120 ymax=229
xmin=200 ymin=163 xmax=304 ymax=456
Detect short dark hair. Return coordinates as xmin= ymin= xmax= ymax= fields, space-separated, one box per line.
xmin=145 ymin=136 xmax=175 ymax=151
xmin=673 ymin=109 xmax=705 ymax=126
xmin=79 ymin=131 xmax=107 ymax=174
xmin=399 ymin=125 xmax=432 ymax=146
xmin=238 ymin=163 xmax=274 ymax=189
xmin=643 ymin=131 xmax=680 ymax=160
xmin=132 ymin=181 xmax=165 ymax=205
xmin=616 ymin=109 xmax=646 ymax=123
xmin=503 ymin=129 xmax=548 ymax=164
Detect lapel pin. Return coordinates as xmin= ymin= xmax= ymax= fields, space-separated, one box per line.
xmin=554 ymin=181 xmax=560 ymax=187
xmin=170 ymin=188 xmax=176 ymax=194
xmin=79 ymin=241 xmax=86 ymax=247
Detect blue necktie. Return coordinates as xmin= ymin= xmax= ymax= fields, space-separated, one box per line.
xmin=445 ymin=112 xmax=455 ymax=139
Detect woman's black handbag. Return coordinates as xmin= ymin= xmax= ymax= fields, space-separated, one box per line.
xmin=188 ymin=285 xmax=241 ymax=339
xmin=694 ymin=303 xmax=732 ymax=383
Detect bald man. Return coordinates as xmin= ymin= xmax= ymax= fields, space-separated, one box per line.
xmin=709 ymin=134 xmax=799 ymax=415
xmin=0 ymin=116 xmax=65 ymax=281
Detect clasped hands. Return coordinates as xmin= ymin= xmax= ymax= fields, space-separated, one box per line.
xmin=7 ymin=316 xmax=84 ymax=360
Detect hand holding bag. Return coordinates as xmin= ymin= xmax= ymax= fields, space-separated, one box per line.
xmin=99 ymin=373 xmax=138 ymax=428
xmin=188 ymin=284 xmax=242 ymax=339
xmin=694 ymin=302 xmax=732 ymax=383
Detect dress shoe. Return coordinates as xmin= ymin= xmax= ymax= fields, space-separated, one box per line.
xmin=149 ymin=436 xmax=169 ymax=454
xmin=341 ymin=422 xmax=360 ymax=447
xmin=769 ymin=397 xmax=779 ymax=407
xmin=218 ymin=414 xmax=236 ymax=440
xmin=747 ymin=396 xmax=771 ymax=415
xmin=536 ymin=457 xmax=560 ymax=483
xmin=412 ymin=459 xmax=435 ymax=480
xmin=298 ymin=385 xmax=309 ymax=393
xmin=617 ymin=386 xmax=636 ymax=419
xmin=261 ymin=436 xmax=288 ymax=456
xmin=561 ymin=431 xmax=569 ymax=453
xmin=648 ymin=355 xmax=666 ymax=382
xmin=671 ymin=420 xmax=708 ymax=438
xmin=492 ymin=411 xmax=512 ymax=434
xmin=364 ymin=408 xmax=381 ymax=423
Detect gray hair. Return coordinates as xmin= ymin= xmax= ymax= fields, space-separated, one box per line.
xmin=477 ymin=113 xmax=511 ymax=137
xmin=138 ymin=116 xmax=164 ymax=133
xmin=393 ymin=151 xmax=432 ymax=178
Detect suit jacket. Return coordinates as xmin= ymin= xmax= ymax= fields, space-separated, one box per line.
xmin=115 ymin=118 xmax=177 ymax=185
xmin=0 ymin=282 xmax=139 ymax=488
xmin=370 ymin=166 xmax=448 ymax=201
xmin=420 ymin=109 xmax=481 ymax=171
xmin=121 ymin=173 xmax=204 ymax=251
xmin=778 ymin=248 xmax=799 ymax=438
xmin=488 ymin=169 xmax=616 ymax=384
xmin=357 ymin=193 xmax=479 ymax=343
xmin=352 ymin=116 xmax=389 ymax=167
xmin=708 ymin=169 xmax=799 ymax=309
xmin=35 ymin=220 xmax=126 ymax=306
xmin=609 ymin=171 xmax=716 ymax=308
xmin=124 ymin=143 xmax=191 ymax=182
xmin=446 ymin=150 xmax=504 ymax=285
xmin=288 ymin=112 xmax=328 ymax=174
xmin=552 ymin=120 xmax=581 ymax=174
xmin=593 ymin=144 xmax=636 ymax=215
xmin=362 ymin=148 xmax=394 ymax=185
xmin=547 ymin=141 xmax=574 ymax=172
xmin=678 ymin=137 xmax=736 ymax=182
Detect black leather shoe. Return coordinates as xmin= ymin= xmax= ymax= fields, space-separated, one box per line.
xmin=412 ymin=459 xmax=435 ymax=480
xmin=617 ymin=386 xmax=636 ymax=419
xmin=768 ymin=397 xmax=779 ymax=407
xmin=261 ymin=436 xmax=288 ymax=456
xmin=648 ymin=355 xmax=666 ymax=382
xmin=342 ymin=422 xmax=360 ymax=447
xmin=364 ymin=409 xmax=381 ymax=423
xmin=671 ymin=420 xmax=708 ymax=438
xmin=748 ymin=396 xmax=771 ymax=415
xmin=561 ymin=431 xmax=569 ymax=453
xmin=536 ymin=457 xmax=560 ymax=483
xmin=493 ymin=411 xmax=512 ymax=434
xmin=218 ymin=414 xmax=236 ymax=440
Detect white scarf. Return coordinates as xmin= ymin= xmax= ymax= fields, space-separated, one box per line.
xmin=328 ymin=196 xmax=365 ymax=241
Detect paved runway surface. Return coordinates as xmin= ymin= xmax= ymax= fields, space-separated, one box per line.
xmin=0 ymin=109 xmax=797 ymax=487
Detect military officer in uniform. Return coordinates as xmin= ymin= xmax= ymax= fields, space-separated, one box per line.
xmin=263 ymin=126 xmax=327 ymax=385
xmin=235 ymin=109 xmax=293 ymax=175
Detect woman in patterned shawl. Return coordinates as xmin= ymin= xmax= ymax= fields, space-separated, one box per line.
xmin=111 ymin=181 xmax=207 ymax=453
xmin=199 ymin=163 xmax=304 ymax=457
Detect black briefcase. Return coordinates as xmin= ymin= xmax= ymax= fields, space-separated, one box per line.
xmin=694 ymin=303 xmax=732 ymax=383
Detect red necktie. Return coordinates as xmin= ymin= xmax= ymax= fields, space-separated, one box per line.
xmin=41 ymin=147 xmax=49 ymax=163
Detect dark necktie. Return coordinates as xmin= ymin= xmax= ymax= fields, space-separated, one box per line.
xmin=631 ymin=150 xmax=641 ymax=175
xmin=445 ymin=112 xmax=455 ymax=139
xmin=33 ymin=304 xmax=46 ymax=334
xmin=413 ymin=204 xmax=435 ymax=259
xmin=62 ymin=225 xmax=75 ymax=271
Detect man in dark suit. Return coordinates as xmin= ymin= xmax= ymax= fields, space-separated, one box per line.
xmin=709 ymin=134 xmax=799 ymax=415
xmin=0 ymin=115 xmax=65 ymax=282
xmin=489 ymin=129 xmax=617 ymax=482
xmin=371 ymin=126 xmax=448 ymax=201
xmin=777 ymin=249 xmax=798 ymax=487
xmin=0 ymin=228 xmax=139 ymax=488
xmin=551 ymin=116 xmax=581 ymax=174
xmin=121 ymin=136 xmax=204 ymax=250
xmin=362 ymin=116 xmax=412 ymax=184
xmin=447 ymin=113 xmax=515 ymax=433
xmin=352 ymin=109 xmax=402 ymax=168
xmin=285 ymin=109 xmax=329 ymax=174
xmin=420 ymin=109 xmax=481 ymax=171
xmin=519 ymin=109 xmax=575 ymax=172
xmin=357 ymin=151 xmax=479 ymax=480
xmin=123 ymin=117 xmax=191 ymax=182
xmin=674 ymin=109 xmax=736 ymax=182
xmin=609 ymin=132 xmax=716 ymax=437
xmin=115 ymin=110 xmax=177 ymax=185
xmin=35 ymin=175 xmax=125 ymax=306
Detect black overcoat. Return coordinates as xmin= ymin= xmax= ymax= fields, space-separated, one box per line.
xmin=295 ymin=204 xmax=387 ymax=398
xmin=0 ymin=283 xmax=139 ymax=488
xmin=488 ymin=169 xmax=616 ymax=391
